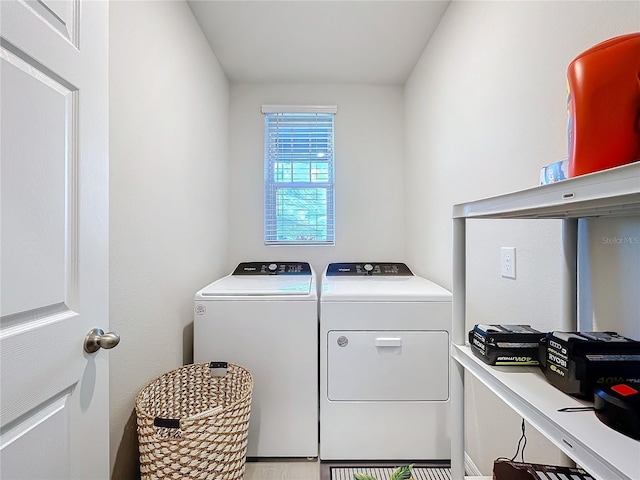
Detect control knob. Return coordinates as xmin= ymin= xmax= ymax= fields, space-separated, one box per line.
xmin=268 ymin=263 xmax=278 ymax=272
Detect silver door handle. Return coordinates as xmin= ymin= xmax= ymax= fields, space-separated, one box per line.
xmin=84 ymin=328 xmax=120 ymax=353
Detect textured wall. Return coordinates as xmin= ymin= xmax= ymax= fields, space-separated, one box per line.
xmin=228 ymin=83 xmax=406 ymax=276
xmin=404 ymin=1 xmax=639 ymax=474
xmin=109 ymin=2 xmax=229 ymax=477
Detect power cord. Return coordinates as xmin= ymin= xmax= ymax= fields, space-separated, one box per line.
xmin=496 ymin=418 xmax=527 ymax=463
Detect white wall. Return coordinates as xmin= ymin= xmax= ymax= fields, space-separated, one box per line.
xmin=109 ymin=1 xmax=229 ymax=477
xmin=103 ymin=2 xmax=638 ymax=477
xmin=405 ymin=1 xmax=639 ymax=474
xmin=579 ymin=217 xmax=640 ymax=335
xmin=228 ymin=84 xmax=406 ymax=275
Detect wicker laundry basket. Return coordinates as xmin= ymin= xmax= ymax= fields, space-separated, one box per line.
xmin=135 ymin=362 xmax=253 ymax=480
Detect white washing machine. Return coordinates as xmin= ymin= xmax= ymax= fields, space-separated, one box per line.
xmin=320 ymin=262 xmax=451 ymax=461
xmin=194 ymin=262 xmax=318 ymax=458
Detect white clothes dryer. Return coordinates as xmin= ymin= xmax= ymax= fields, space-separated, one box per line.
xmin=194 ymin=262 xmax=318 ymax=458
xmin=320 ymin=262 xmax=451 ymax=461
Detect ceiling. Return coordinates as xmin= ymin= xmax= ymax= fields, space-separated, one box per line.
xmin=187 ymin=1 xmax=451 ymax=85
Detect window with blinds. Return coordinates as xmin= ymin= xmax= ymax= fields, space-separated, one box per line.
xmin=263 ymin=106 xmax=336 ymax=245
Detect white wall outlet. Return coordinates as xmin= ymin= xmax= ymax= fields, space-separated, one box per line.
xmin=500 ymin=247 xmax=516 ymax=279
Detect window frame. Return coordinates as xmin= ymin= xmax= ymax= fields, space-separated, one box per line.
xmin=262 ymin=105 xmax=337 ymax=246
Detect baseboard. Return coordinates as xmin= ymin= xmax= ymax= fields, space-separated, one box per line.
xmin=465 ymin=452 xmax=483 ymax=476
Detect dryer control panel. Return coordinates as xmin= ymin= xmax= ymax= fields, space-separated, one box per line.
xmin=232 ymin=262 xmax=312 ymax=275
xmin=326 ymin=262 xmax=413 ymax=276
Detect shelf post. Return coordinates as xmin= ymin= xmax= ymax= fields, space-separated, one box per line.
xmin=561 ymin=218 xmax=578 ymax=331
xmin=451 ymin=216 xmax=466 ymax=479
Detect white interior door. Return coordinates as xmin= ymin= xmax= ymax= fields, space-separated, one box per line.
xmin=1 ymin=1 xmax=110 ymax=479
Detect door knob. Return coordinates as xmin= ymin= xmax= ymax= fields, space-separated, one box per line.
xmin=84 ymin=328 xmax=120 ymax=353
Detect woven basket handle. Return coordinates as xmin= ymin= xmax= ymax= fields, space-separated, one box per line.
xmin=209 ymin=361 xmax=228 ymax=377
xmin=152 ymin=417 xmax=183 ymax=439
xmin=153 ymin=417 xmax=180 ymax=429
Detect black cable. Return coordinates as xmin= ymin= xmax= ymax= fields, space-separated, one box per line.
xmin=516 ymin=418 xmax=527 ymax=462
xmin=496 ymin=418 xmax=527 ymax=463
xmin=557 ymin=406 xmax=595 ymax=412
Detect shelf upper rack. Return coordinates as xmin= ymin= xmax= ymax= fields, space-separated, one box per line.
xmin=453 ymin=162 xmax=640 ymax=220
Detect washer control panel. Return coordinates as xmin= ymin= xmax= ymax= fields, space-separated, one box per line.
xmin=326 ymin=262 xmax=413 ymax=276
xmin=232 ymin=262 xmax=312 ymax=275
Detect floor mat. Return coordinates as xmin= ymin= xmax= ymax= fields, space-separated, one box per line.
xmin=330 ymin=466 xmax=451 ymax=480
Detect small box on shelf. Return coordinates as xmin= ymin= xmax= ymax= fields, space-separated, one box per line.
xmin=540 ymin=159 xmax=569 ymax=185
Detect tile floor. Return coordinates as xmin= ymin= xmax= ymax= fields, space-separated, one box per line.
xmin=243 ymin=460 xmax=451 ymax=480
xmin=244 ymin=459 xmax=321 ymax=480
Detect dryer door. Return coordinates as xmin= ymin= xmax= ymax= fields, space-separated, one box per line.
xmin=327 ymin=330 xmax=449 ymax=401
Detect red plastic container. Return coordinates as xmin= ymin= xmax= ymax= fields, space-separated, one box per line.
xmin=567 ymin=32 xmax=640 ymax=177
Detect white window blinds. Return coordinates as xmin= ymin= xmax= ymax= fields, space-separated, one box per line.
xmin=263 ymin=106 xmax=336 ymax=245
